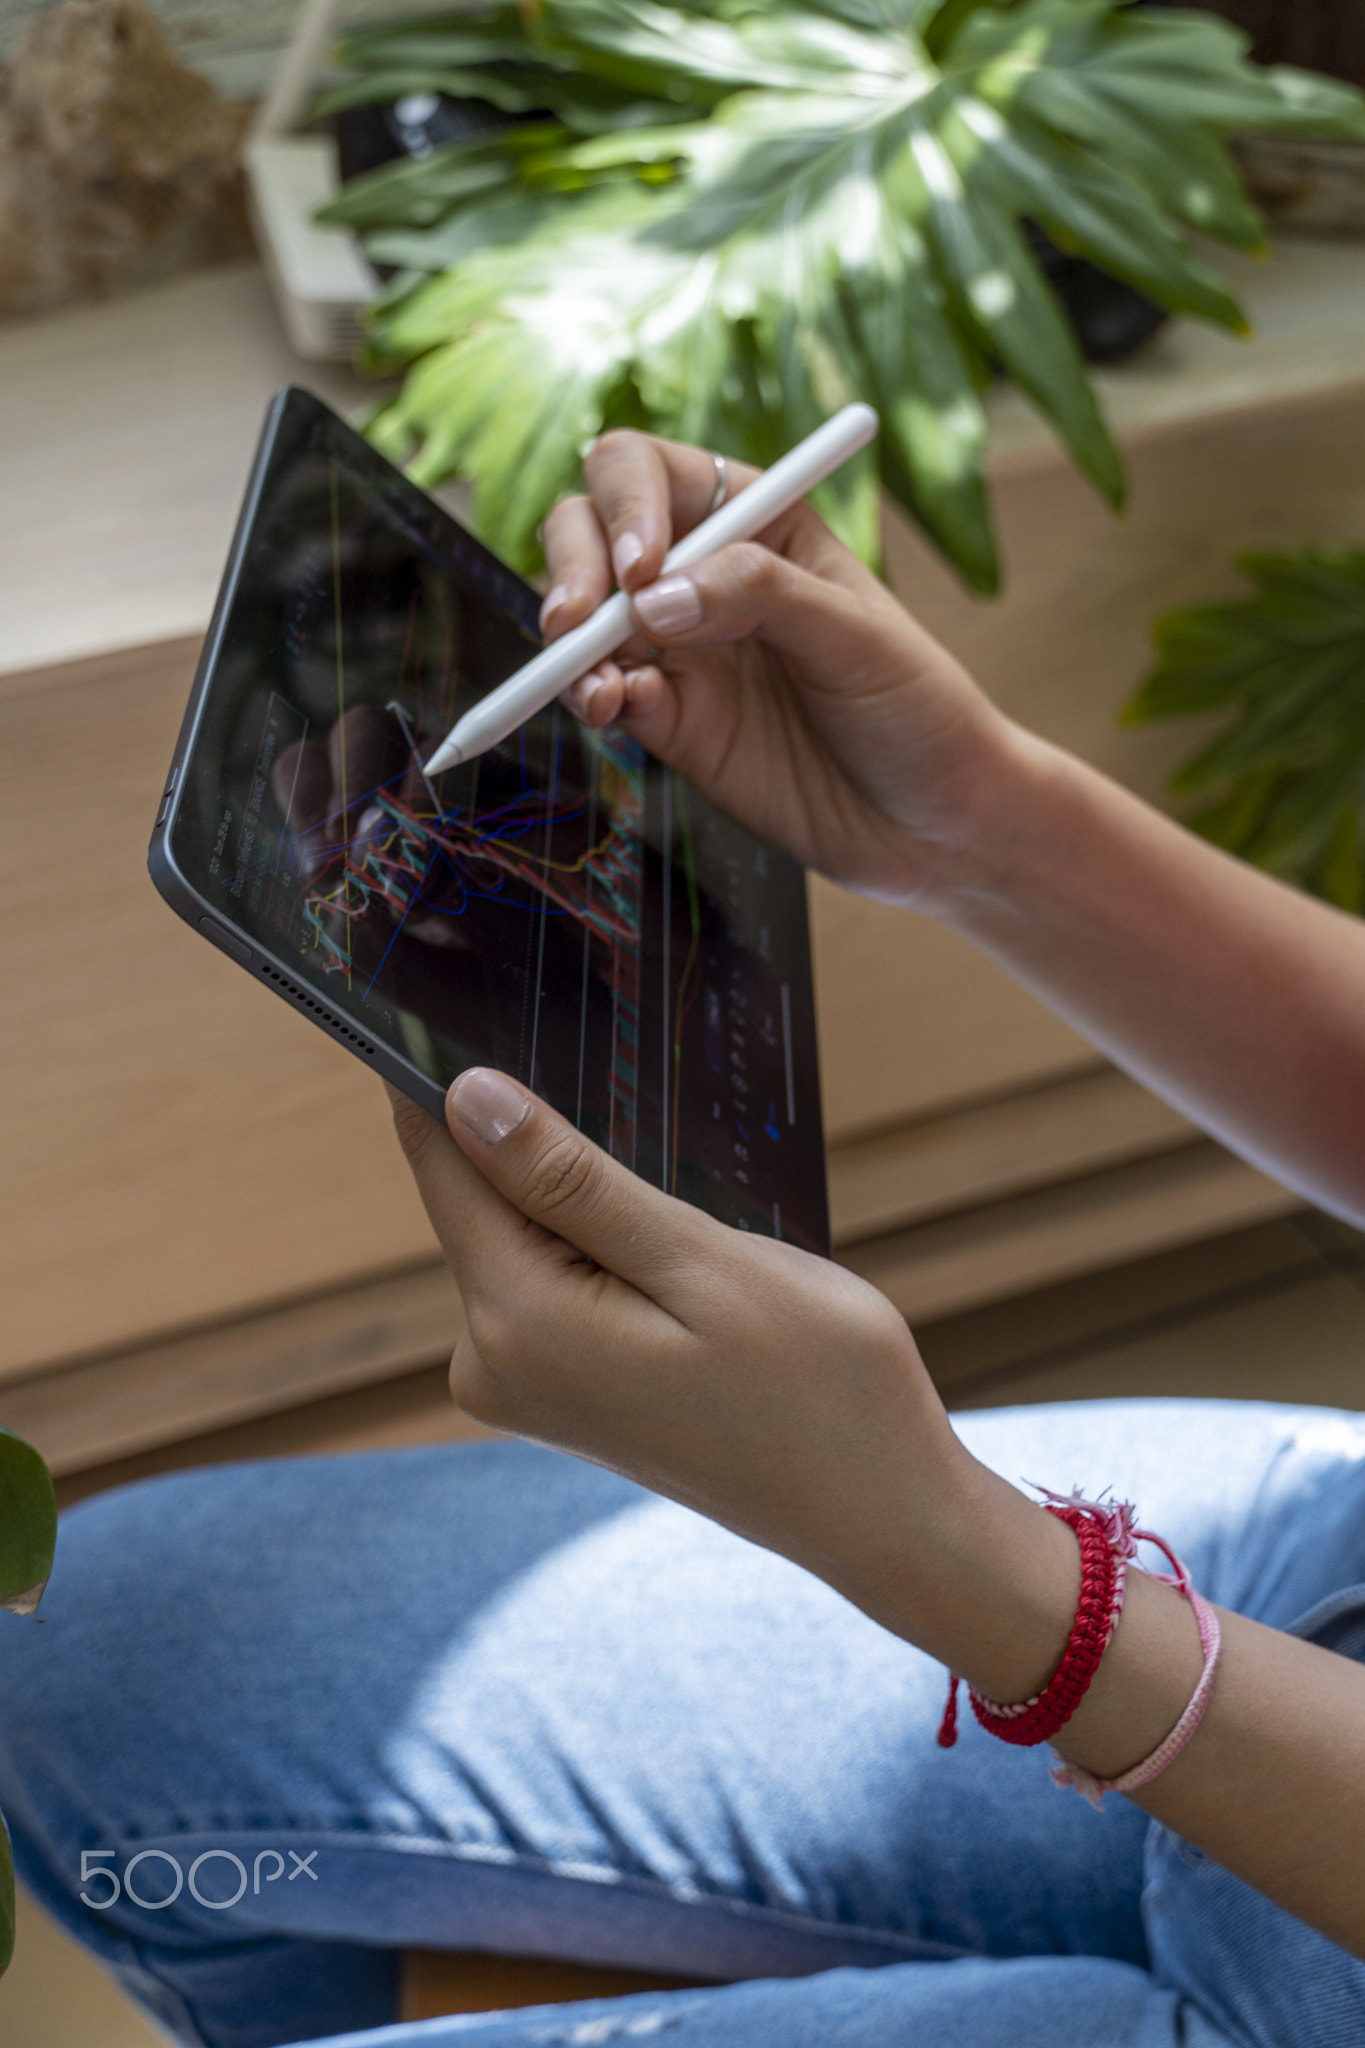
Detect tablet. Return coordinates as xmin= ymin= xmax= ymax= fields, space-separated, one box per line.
xmin=150 ymin=387 xmax=830 ymax=1254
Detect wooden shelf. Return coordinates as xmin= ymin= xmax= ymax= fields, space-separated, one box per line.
xmin=3 ymin=1260 xmax=465 ymax=1480
xmin=841 ymin=1142 xmax=1296 ymax=1330
xmin=0 ymin=263 xmax=371 ymax=679
xmin=986 ymin=236 xmax=1365 ymax=470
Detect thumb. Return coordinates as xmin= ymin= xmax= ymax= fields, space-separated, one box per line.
xmin=445 ymin=1069 xmax=708 ymax=1297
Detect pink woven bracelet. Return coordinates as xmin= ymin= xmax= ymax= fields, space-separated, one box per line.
xmin=1051 ymin=1568 xmax=1222 ymax=1808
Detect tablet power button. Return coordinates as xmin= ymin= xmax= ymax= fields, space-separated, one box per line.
xmin=199 ymin=917 xmax=253 ymax=966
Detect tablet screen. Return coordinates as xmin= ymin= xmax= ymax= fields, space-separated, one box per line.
xmin=170 ymin=390 xmax=829 ymax=1253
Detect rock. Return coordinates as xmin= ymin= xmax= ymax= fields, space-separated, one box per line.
xmin=0 ymin=0 xmax=253 ymax=318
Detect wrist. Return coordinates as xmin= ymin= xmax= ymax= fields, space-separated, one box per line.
xmin=831 ymin=1441 xmax=1082 ymax=1701
xmin=918 ymin=1461 xmax=1085 ymax=1702
xmin=808 ymin=1405 xmax=1213 ymax=1789
xmin=892 ymin=711 xmax=1070 ymax=926
xmin=1052 ymin=1566 xmax=1209 ymax=1783
xmin=902 ymin=1465 xmax=1210 ymax=1785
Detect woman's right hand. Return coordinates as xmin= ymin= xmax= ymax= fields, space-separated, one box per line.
xmin=540 ymin=429 xmax=1017 ymax=908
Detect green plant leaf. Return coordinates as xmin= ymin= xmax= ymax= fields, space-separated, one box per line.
xmin=322 ymin=1 xmax=1365 ymax=586
xmin=316 ymin=61 xmax=685 ymax=135
xmin=338 ymin=9 xmax=552 ymax=71
xmin=0 ymin=1425 xmax=56 ymax=1617
xmin=0 ymin=1425 xmax=56 ymax=1974
xmin=1125 ymin=550 xmax=1365 ymax=909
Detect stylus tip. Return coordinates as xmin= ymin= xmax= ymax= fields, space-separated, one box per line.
xmin=423 ymin=740 xmax=462 ymax=776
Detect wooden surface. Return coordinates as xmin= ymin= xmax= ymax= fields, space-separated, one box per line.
xmin=0 ymin=263 xmax=370 ymax=678
xmin=13 ymin=1138 xmax=1293 ymax=1476
xmin=808 ymin=881 xmax=1093 ymax=1137
xmin=1 ymin=1262 xmax=466 ymax=1476
xmin=985 ymin=236 xmax=1365 ymax=469
xmin=402 ymin=1953 xmax=711 ymax=2023
xmin=841 ymin=1141 xmax=1296 ymax=1328
xmin=826 ymin=1068 xmax=1193 ymax=1242
xmin=0 ymin=637 xmax=438 ymax=1383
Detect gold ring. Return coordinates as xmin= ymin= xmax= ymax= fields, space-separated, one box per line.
xmin=705 ymin=452 xmax=728 ymax=518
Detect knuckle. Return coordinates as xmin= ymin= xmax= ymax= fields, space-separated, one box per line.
xmin=542 ymin=493 xmax=591 ymax=540
xmin=523 ymin=1130 xmax=600 ymax=1220
xmin=583 ymin=436 xmax=662 ymax=529
xmin=463 ymin=1300 xmax=517 ymax=1370
xmin=848 ymin=1277 xmax=915 ymax=1356
xmin=448 ymin=1332 xmax=504 ymax=1422
xmin=585 ymin=427 xmax=648 ymax=473
xmin=786 ymin=498 xmax=831 ymax=546
xmin=727 ymin=540 xmax=783 ymax=591
xmin=700 ymin=542 xmax=785 ymax=620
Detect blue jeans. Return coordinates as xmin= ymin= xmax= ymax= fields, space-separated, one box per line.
xmin=1 ymin=1399 xmax=1364 ymax=2048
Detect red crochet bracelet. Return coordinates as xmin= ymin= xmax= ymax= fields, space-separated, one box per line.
xmin=937 ymin=1491 xmax=1135 ymax=1750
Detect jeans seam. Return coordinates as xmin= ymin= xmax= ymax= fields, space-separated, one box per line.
xmin=95 ymin=1820 xmax=974 ymax=1963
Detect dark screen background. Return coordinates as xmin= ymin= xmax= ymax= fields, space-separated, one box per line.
xmin=170 ymin=391 xmax=829 ymax=1252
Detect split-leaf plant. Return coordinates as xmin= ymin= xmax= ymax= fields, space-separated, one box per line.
xmin=1125 ymin=549 xmax=1365 ymax=912
xmin=318 ymin=0 xmax=1365 ymax=591
xmin=0 ymin=1426 xmax=57 ymax=1973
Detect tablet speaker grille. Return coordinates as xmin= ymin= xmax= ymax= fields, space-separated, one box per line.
xmin=258 ymin=963 xmax=378 ymax=1057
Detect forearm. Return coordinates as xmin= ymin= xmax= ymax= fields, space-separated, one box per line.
xmin=1072 ymin=1581 xmax=1365 ymax=1955
xmin=852 ymin=1443 xmax=1365 ymax=1960
xmin=923 ymin=723 xmax=1365 ymax=1224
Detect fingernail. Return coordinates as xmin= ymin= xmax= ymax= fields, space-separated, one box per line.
xmin=633 ymin=573 xmax=702 ymax=637
xmin=612 ymin=531 xmax=645 ymax=585
xmin=540 ymin=583 xmax=572 ymax=631
xmin=577 ymin=672 xmax=606 ymax=719
xmin=449 ymin=1069 xmax=531 ymax=1145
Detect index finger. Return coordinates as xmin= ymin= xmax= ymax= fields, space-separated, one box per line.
xmin=577 ymin=430 xmax=763 ymax=594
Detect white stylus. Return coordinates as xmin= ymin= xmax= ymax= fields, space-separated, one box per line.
xmin=423 ymin=402 xmax=879 ymax=776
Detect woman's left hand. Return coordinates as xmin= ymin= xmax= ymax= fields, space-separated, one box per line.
xmin=390 ymin=1069 xmax=970 ymax=1636
xmin=391 ymin=1072 xmax=1203 ymax=1800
